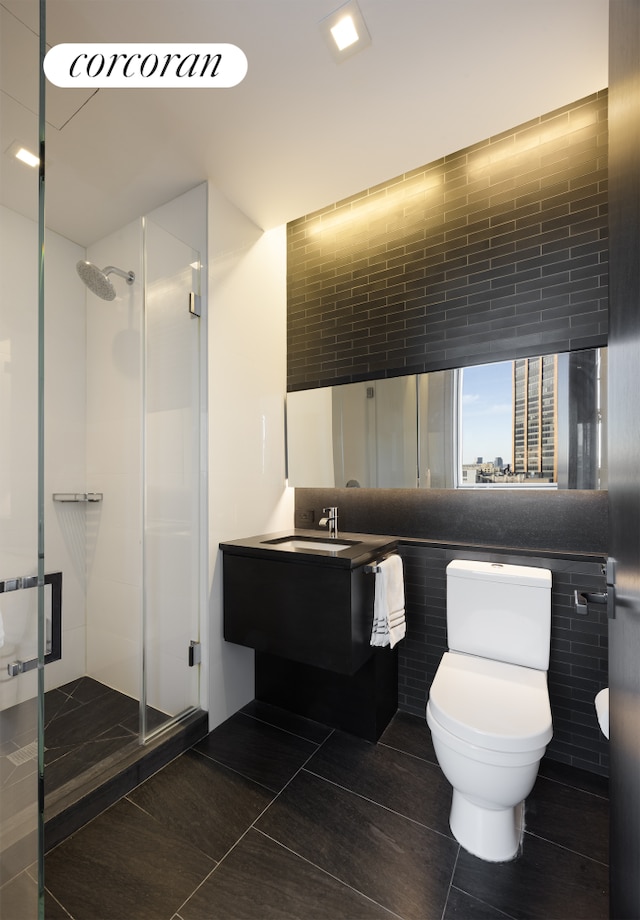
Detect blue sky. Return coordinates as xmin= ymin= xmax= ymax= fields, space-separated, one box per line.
xmin=461 ymin=361 xmax=513 ymax=465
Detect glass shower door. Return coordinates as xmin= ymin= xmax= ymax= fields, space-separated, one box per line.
xmin=0 ymin=211 xmax=40 ymax=895
xmin=142 ymin=218 xmax=201 ymax=738
xmin=0 ymin=0 xmax=46 ymax=912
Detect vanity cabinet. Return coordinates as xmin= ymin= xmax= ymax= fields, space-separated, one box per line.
xmin=220 ymin=530 xmax=399 ymax=740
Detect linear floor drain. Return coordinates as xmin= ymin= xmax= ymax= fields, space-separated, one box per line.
xmin=6 ymin=740 xmax=38 ymax=766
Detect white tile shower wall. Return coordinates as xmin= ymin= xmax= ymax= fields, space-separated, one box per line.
xmin=0 ymin=206 xmax=87 ymax=707
xmin=85 ymin=220 xmax=143 ymax=700
xmin=207 ymin=186 xmax=293 ymax=730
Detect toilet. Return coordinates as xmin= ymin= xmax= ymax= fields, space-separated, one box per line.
xmin=426 ymin=560 xmax=553 ymax=862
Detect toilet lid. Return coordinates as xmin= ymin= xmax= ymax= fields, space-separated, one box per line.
xmin=429 ymin=652 xmax=553 ymax=753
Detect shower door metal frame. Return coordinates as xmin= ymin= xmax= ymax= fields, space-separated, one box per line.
xmin=36 ymin=0 xmax=47 ymax=912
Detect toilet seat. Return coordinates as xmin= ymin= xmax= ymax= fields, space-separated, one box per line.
xmin=428 ymin=652 xmax=552 ymax=754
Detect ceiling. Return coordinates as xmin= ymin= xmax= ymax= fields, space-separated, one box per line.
xmin=1 ymin=0 xmax=609 ymax=247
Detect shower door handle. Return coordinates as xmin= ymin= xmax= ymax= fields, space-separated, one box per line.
xmin=2 ymin=571 xmax=63 ymax=677
xmin=189 ymin=292 xmax=201 ymax=317
xmin=0 ymin=574 xmax=38 ymax=593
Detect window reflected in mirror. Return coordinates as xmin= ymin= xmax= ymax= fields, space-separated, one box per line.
xmin=456 ymin=349 xmax=607 ymax=489
xmin=286 ymin=347 xmax=607 ymax=491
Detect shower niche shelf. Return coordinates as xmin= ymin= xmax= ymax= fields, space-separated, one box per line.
xmin=53 ymin=492 xmax=103 ymax=503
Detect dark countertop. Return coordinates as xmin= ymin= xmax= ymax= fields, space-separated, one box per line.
xmin=219 ymin=529 xmax=398 ymax=569
xmin=220 ymin=529 xmax=606 ymax=568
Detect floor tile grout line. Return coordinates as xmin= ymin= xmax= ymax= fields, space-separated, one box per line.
xmin=174 ymin=729 xmax=338 ymax=917
xmin=536 ymin=770 xmax=609 ymax=801
xmin=447 ymin=884 xmax=519 ymax=920
xmin=172 ymin=786 xmax=278 ymax=916
xmin=238 ymin=709 xmax=334 ymax=745
xmin=522 ymin=827 xmax=610 ymax=867
xmin=190 ymin=745 xmax=293 ymax=796
xmin=439 ymin=846 xmax=460 ymax=920
xmin=254 ymin=826 xmax=407 ymax=920
xmin=123 ymin=792 xmax=221 ymax=868
xmin=377 ymin=738 xmax=439 ymax=769
xmin=44 ymin=884 xmax=75 ymax=920
xmin=301 ymin=765 xmax=456 ymax=843
xmin=239 ymin=706 xmax=333 ymax=746
xmin=45 ymin=738 xmax=196 ymax=857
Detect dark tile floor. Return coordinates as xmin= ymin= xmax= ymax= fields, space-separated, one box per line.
xmin=45 ymin=677 xmax=169 ymax=798
xmin=9 ymin=703 xmax=610 ymax=919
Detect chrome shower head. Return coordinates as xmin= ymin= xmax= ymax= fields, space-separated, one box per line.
xmin=76 ymin=260 xmax=135 ymax=301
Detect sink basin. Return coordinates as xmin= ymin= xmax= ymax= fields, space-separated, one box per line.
xmin=263 ymin=538 xmax=355 ymax=552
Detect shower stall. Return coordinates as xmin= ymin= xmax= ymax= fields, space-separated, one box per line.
xmin=43 ymin=203 xmax=208 ymax=804
xmin=0 ymin=9 xmax=209 ymax=905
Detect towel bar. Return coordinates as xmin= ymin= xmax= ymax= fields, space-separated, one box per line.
xmin=365 ymin=553 xmax=397 ymax=574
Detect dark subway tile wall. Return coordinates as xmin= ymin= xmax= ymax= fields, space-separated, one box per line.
xmin=287 ymin=91 xmax=608 ymax=390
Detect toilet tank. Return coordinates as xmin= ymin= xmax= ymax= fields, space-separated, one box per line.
xmin=446 ymin=560 xmax=552 ymax=670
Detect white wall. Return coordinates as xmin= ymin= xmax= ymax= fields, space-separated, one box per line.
xmin=207 ymin=186 xmax=293 ymax=729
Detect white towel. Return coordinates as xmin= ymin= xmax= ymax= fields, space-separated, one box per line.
xmin=370 ymin=555 xmax=406 ymax=648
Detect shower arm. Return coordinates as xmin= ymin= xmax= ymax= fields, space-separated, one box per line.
xmin=103 ymin=266 xmax=135 ymax=285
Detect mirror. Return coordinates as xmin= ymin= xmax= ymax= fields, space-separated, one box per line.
xmin=286 ymin=347 xmax=608 ymax=490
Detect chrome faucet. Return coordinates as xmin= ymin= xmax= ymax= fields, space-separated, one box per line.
xmin=319 ymin=506 xmax=339 ymax=538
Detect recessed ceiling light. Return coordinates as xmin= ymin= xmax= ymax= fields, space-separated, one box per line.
xmin=15 ymin=147 xmax=39 ymax=168
xmin=6 ymin=141 xmax=40 ymax=168
xmin=319 ymin=0 xmax=371 ymax=62
xmin=331 ymin=15 xmax=359 ymax=51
